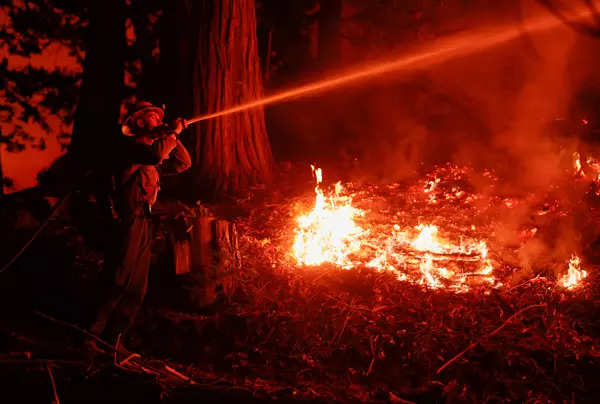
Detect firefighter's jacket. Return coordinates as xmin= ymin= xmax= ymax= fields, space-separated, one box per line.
xmin=114 ymin=134 xmax=191 ymax=218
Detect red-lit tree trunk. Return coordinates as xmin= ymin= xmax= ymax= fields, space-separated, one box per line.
xmin=191 ymin=0 xmax=273 ymax=198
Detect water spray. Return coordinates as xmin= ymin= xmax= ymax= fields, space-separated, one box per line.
xmin=183 ymin=5 xmax=594 ymax=127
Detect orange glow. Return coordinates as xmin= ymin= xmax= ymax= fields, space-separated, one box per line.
xmin=290 ymin=165 xmax=593 ymax=293
xmin=560 ymin=255 xmax=588 ymax=290
xmin=292 ymin=167 xmax=495 ymax=292
xmin=186 ymin=6 xmax=594 ymax=125
xmin=292 ymin=166 xmax=365 ymax=268
xmin=573 ymin=152 xmax=585 ymax=177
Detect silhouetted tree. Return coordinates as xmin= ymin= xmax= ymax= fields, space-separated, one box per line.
xmin=68 ymin=0 xmax=126 ymax=171
xmin=0 ymin=0 xmax=84 ymax=154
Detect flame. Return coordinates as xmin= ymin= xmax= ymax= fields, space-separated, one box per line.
xmin=560 ymin=255 xmax=588 ymax=290
xmin=424 ymin=178 xmax=440 ymax=193
xmin=411 ymin=224 xmax=444 ymax=253
xmin=573 ymin=152 xmax=585 ymax=177
xmin=293 ymin=166 xmax=365 ymax=268
xmin=292 ymin=167 xmax=496 ymax=292
xmin=290 ymin=165 xmax=592 ymax=293
xmin=397 ymin=224 xmax=493 ymax=290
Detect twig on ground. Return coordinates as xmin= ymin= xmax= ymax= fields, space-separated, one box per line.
xmin=46 ymin=362 xmax=61 ymax=404
xmin=33 ymin=311 xmax=161 ymax=379
xmin=508 ymin=275 xmax=541 ymax=291
xmin=366 ymin=334 xmax=376 ymax=376
xmin=33 ymin=310 xmax=114 ymax=352
xmin=332 ymin=298 xmax=355 ymax=346
xmin=436 ymin=303 xmax=546 ymax=374
xmin=366 ymin=357 xmax=376 ymax=376
xmin=0 ymin=359 xmax=87 ymax=366
xmin=389 ymin=391 xmax=416 ymax=404
xmin=119 ymin=353 xmax=142 ymax=367
xmin=114 ymin=333 xmax=121 ymax=365
xmin=164 ymin=365 xmax=198 ymax=385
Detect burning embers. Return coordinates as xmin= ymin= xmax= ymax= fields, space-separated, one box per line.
xmin=292 ymin=166 xmax=589 ymax=292
xmin=572 ymin=152 xmax=600 ymax=191
xmin=393 ymin=224 xmax=494 ymax=290
xmin=293 ymin=166 xmax=496 ymax=292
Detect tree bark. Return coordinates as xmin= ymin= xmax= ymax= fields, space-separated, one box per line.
xmin=190 ymin=0 xmax=274 ymax=198
xmin=69 ymin=1 xmax=126 ymax=172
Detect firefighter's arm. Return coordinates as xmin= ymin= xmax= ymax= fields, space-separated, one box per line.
xmin=158 ymin=119 xmax=191 ymax=174
xmin=168 ymin=139 xmax=192 ymax=173
xmin=160 ymin=138 xmax=192 ymax=175
xmin=152 ymin=134 xmax=179 ymax=162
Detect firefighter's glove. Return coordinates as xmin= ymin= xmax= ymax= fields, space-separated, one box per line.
xmin=170 ymin=118 xmax=186 ymax=135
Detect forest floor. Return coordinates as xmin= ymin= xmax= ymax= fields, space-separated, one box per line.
xmin=1 ymin=162 xmax=600 ymax=403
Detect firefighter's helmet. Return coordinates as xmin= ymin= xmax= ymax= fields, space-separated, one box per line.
xmin=121 ymin=100 xmax=165 ymax=136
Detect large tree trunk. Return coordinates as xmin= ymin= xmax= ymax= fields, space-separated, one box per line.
xmin=69 ymin=1 xmax=126 ymax=172
xmin=191 ymin=0 xmax=274 ymax=199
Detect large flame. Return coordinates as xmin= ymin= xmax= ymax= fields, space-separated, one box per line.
xmin=290 ymin=166 xmax=593 ymax=293
xmin=292 ymin=167 xmax=496 ymax=291
xmin=292 ymin=166 xmax=365 ymax=268
xmin=560 ymin=255 xmax=588 ymax=290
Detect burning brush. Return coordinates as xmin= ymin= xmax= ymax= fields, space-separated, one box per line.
xmin=291 ymin=165 xmax=589 ymax=292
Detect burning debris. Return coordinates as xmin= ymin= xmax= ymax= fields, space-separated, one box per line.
xmin=293 ymin=166 xmax=365 ymax=268
xmin=291 ymin=165 xmax=591 ymax=292
xmin=560 ymin=255 xmax=588 ymax=289
xmin=231 ymin=160 xmax=600 ymax=403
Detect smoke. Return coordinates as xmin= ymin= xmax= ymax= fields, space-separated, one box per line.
xmin=266 ymin=1 xmax=600 ymax=274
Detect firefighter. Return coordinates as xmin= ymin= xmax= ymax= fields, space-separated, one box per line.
xmin=86 ymin=100 xmax=191 ymax=354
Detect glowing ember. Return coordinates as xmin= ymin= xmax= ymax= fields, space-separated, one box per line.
xmin=393 ymin=224 xmax=494 ymax=290
xmin=560 ymin=255 xmax=588 ymax=290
